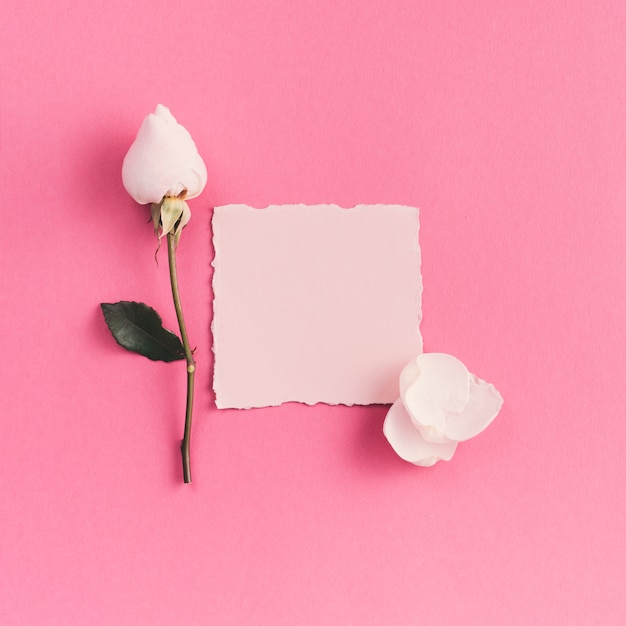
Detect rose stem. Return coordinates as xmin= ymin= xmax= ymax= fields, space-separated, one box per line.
xmin=167 ymin=232 xmax=195 ymax=484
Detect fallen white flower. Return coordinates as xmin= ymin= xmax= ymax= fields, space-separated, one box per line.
xmin=384 ymin=353 xmax=503 ymax=466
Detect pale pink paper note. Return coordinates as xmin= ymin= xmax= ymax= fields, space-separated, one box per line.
xmin=212 ymin=204 xmax=422 ymax=408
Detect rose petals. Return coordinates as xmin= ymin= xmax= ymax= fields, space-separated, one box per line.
xmin=122 ymin=104 xmax=207 ymax=206
xmin=399 ymin=357 xmax=421 ymax=397
xmin=402 ymin=353 xmax=470 ymax=442
xmin=383 ymin=399 xmax=458 ymax=466
xmin=444 ymin=375 xmax=503 ymax=442
xmin=385 ymin=353 xmax=503 ymax=466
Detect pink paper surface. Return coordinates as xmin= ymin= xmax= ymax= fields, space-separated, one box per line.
xmin=212 ymin=204 xmax=422 ymax=408
xmin=2 ymin=1 xmax=626 ymax=625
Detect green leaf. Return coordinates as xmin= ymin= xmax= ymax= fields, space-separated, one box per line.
xmin=100 ymin=301 xmax=185 ymax=362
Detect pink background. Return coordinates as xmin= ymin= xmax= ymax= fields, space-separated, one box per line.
xmin=2 ymin=1 xmax=625 ymax=624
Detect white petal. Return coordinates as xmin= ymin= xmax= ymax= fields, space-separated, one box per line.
xmin=122 ymin=104 xmax=207 ymax=205
xmin=444 ymin=374 xmax=503 ymax=441
xmin=383 ymin=399 xmax=457 ymax=467
xmin=154 ymin=103 xmax=176 ymax=123
xmin=402 ymin=353 xmax=470 ymax=442
xmin=399 ymin=357 xmax=421 ymax=397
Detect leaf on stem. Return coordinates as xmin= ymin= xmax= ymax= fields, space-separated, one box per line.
xmin=100 ymin=301 xmax=185 ymax=362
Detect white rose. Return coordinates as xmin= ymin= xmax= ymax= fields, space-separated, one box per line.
xmin=122 ymin=104 xmax=207 ymax=205
xmin=383 ymin=353 xmax=503 ymax=467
